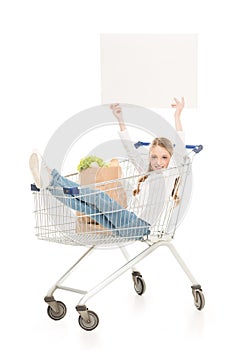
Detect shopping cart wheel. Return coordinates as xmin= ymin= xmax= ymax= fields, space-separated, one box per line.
xmin=191 ymin=285 xmax=205 ymax=310
xmin=78 ymin=310 xmax=99 ymax=331
xmin=47 ymin=301 xmax=67 ymax=321
xmin=132 ymin=272 xmax=146 ymax=295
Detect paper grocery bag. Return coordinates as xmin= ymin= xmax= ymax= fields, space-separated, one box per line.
xmin=79 ymin=165 xmax=121 ymax=185
xmin=76 ymin=159 xmax=127 ymax=233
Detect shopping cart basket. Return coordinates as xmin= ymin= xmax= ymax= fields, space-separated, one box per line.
xmin=31 ymin=145 xmax=204 ymax=331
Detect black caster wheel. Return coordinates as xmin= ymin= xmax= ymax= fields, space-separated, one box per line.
xmin=47 ymin=301 xmax=67 ymax=320
xmin=78 ymin=310 xmax=99 ymax=331
xmin=192 ymin=286 xmax=205 ymax=310
xmin=132 ymin=272 xmax=146 ymax=295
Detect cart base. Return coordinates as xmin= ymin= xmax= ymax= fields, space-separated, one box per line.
xmin=43 ymin=239 xmax=205 ymax=330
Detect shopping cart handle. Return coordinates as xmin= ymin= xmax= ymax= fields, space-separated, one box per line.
xmin=134 ymin=141 xmax=151 ymax=149
xmin=186 ymin=145 xmax=203 ymax=153
xmin=31 ymin=184 xmax=40 ymax=191
xmin=134 ymin=141 xmax=203 ymax=153
xmin=63 ymin=187 xmax=80 ymax=195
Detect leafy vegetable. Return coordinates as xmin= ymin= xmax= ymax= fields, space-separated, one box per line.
xmin=77 ymin=155 xmax=109 ymax=172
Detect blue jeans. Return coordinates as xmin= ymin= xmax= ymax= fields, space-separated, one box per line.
xmin=49 ymin=169 xmax=150 ymax=238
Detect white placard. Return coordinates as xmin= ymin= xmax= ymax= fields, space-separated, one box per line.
xmin=101 ymin=34 xmax=197 ymax=108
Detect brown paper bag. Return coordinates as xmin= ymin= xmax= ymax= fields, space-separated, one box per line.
xmin=76 ymin=159 xmax=127 ymax=233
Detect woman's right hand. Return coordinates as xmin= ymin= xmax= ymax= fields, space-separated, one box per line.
xmin=110 ymin=103 xmax=123 ymax=120
xmin=110 ymin=103 xmax=126 ymax=131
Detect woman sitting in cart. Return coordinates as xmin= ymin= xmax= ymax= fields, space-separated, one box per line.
xmin=29 ymin=98 xmax=185 ymax=238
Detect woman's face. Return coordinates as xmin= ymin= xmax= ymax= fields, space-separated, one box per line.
xmin=149 ymin=145 xmax=171 ymax=170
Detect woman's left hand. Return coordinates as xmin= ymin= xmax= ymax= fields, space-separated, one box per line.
xmin=171 ymin=97 xmax=185 ymax=116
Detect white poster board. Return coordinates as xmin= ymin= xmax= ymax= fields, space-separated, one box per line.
xmin=101 ymin=34 xmax=197 ymax=108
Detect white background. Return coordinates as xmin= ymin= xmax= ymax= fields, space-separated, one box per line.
xmin=1 ymin=1 xmax=234 ymax=349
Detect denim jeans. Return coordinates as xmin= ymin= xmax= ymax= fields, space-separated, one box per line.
xmin=49 ymin=169 xmax=150 ymax=238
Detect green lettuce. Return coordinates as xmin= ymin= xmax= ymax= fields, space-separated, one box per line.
xmin=77 ymin=155 xmax=109 ymax=172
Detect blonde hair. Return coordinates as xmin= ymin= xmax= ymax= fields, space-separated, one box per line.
xmin=133 ymin=137 xmax=173 ymax=196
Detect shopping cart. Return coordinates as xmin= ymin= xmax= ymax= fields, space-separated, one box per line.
xmin=31 ymin=145 xmax=204 ymax=331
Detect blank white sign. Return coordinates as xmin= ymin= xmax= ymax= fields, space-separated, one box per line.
xmin=101 ymin=34 xmax=197 ymax=108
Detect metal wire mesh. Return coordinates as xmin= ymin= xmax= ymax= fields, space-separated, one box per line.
xmin=32 ymin=159 xmax=192 ymax=247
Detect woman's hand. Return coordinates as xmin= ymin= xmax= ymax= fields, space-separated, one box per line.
xmin=110 ymin=103 xmax=123 ymax=120
xmin=171 ymin=97 xmax=185 ymax=117
xmin=171 ymin=97 xmax=185 ymax=132
xmin=110 ymin=103 xmax=126 ymax=131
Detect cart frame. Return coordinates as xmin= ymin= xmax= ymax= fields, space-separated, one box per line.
xmin=32 ymin=145 xmax=205 ymax=331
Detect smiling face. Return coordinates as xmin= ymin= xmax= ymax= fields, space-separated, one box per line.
xmin=149 ymin=145 xmax=171 ymax=170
